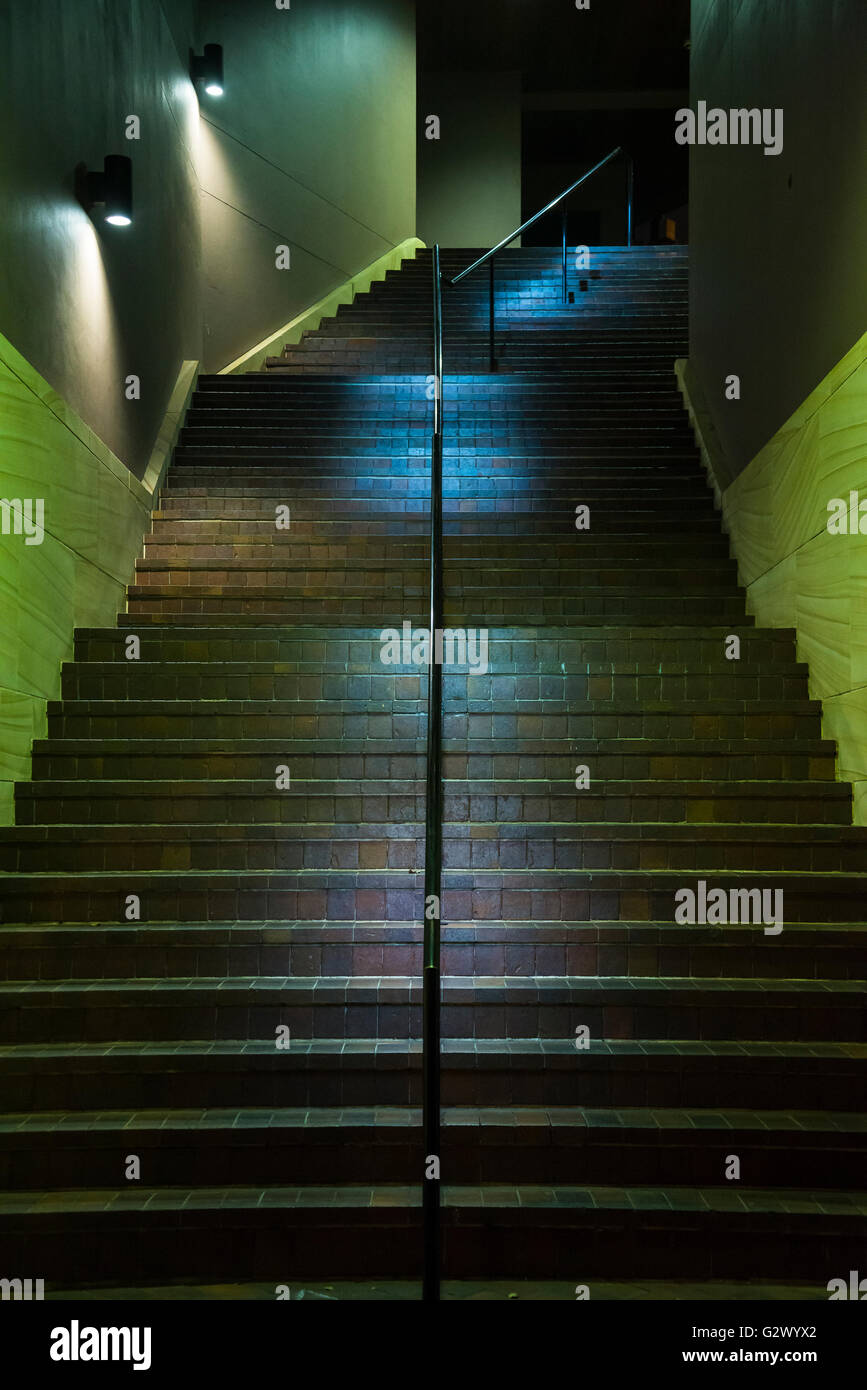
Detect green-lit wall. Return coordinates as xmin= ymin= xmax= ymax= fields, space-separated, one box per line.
xmin=688 ymin=0 xmax=867 ymax=480
xmin=198 ymin=0 xmax=417 ymax=371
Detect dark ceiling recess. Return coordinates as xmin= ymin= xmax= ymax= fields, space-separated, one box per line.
xmin=417 ymin=0 xmax=690 ymax=91
xmin=417 ymin=0 xmax=691 ymax=244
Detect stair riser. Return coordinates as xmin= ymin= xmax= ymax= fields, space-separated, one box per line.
xmin=17 ymin=790 xmax=850 ymax=828
xmin=1 ymin=1055 xmax=859 ymax=1114
xmin=0 ymin=997 xmax=861 ymax=1044
xmin=13 ymin=875 xmax=864 ymax=926
xmin=0 ymin=1210 xmax=859 ymax=1286
xmin=72 ymin=630 xmax=799 ymax=666
xmin=1 ymin=939 xmax=861 ymax=982
xmin=1 ymin=1134 xmax=861 ymax=1191
xmin=43 ymin=710 xmax=826 ymax=742
xmin=3 ymin=835 xmax=864 ymax=874
xmin=58 ymin=671 xmax=808 ymax=703
xmin=122 ymin=599 xmax=755 ymax=621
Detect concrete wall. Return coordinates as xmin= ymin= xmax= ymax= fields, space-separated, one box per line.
xmin=688 ymin=0 xmax=867 ymax=480
xmin=0 ymin=0 xmax=202 ymax=481
xmin=522 ymin=160 xmax=629 ymax=246
xmin=198 ymin=0 xmax=417 ymax=371
xmin=417 ymin=72 xmax=521 ymax=249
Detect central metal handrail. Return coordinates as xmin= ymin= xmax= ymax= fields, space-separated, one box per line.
xmin=422 ymin=243 xmax=444 ymax=1302
xmin=449 ymin=145 xmax=633 ymax=367
xmin=420 ymin=146 xmax=635 ymax=1293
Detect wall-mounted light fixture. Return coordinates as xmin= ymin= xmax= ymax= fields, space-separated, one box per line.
xmin=75 ymin=155 xmax=133 ymax=226
xmin=190 ymin=44 xmax=224 ymax=97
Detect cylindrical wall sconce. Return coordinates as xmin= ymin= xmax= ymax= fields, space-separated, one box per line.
xmin=190 ymin=44 xmax=224 ymax=97
xmin=75 ymin=155 xmax=133 ymax=226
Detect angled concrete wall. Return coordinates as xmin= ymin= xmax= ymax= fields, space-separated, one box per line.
xmin=0 ymin=0 xmax=202 ymax=481
xmin=688 ymin=0 xmax=867 ymax=480
xmin=685 ymin=0 xmax=867 ymax=818
xmin=198 ymin=0 xmax=417 ymax=371
xmin=680 ymin=335 xmax=867 ymax=822
xmin=0 ymin=0 xmax=418 ymax=821
xmin=416 ymin=72 xmax=522 ymax=249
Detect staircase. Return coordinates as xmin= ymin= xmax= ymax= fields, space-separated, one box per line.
xmin=0 ymin=246 xmax=864 ymax=1297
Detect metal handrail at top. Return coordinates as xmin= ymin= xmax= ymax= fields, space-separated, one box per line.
xmin=450 ymin=145 xmax=626 ymax=286
xmin=446 ymin=146 xmax=632 ymax=367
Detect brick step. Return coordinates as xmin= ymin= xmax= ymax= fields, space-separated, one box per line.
xmin=277 ymin=329 xmax=687 ymax=340
xmin=326 ymin=315 xmax=688 ymax=329
xmin=43 ymin=699 xmax=824 ymax=744
xmin=277 ymin=328 xmax=683 ymax=341
xmin=146 ymin=519 xmax=725 ymax=541
xmin=324 ymin=310 xmax=687 ymax=322
xmin=162 ymin=483 xmax=713 ymax=509
xmin=332 ymin=298 xmax=688 ymax=312
xmin=203 ymin=380 xmax=688 ymax=399
xmin=265 ymin=361 xmax=690 ymax=376
xmin=161 ymin=474 xmax=710 ymax=493
xmin=169 ymin=456 xmax=707 ymax=477
xmin=276 ymin=331 xmax=686 ymax=344
xmin=184 ymin=406 xmax=690 ymax=424
xmin=0 ymin=1182 xmax=859 ymax=1286
xmin=0 ymin=975 xmax=862 ymax=1045
xmin=59 ymin=666 xmax=808 ymax=705
xmin=177 ymin=432 xmax=699 ymax=450
xmin=264 ymin=345 xmax=684 ymax=362
xmin=2 ymin=1105 xmax=863 ymax=1191
xmin=155 ymin=497 xmax=723 ymax=525
xmin=1 ymin=867 xmax=866 ymax=925
xmin=155 ymin=501 xmax=721 ymax=527
xmin=155 ymin=479 xmax=710 ymax=502
xmin=177 ymin=430 xmax=699 ymax=451
xmin=143 ymin=533 xmax=731 ymax=559
xmin=120 ymin=609 xmax=763 ymax=628
xmin=131 ymin=554 xmax=735 ymax=579
xmin=266 ymin=364 xmax=688 ymax=376
xmin=123 ymin=594 xmax=751 ymax=623
xmin=307 ymin=323 xmax=687 ymax=340
xmin=16 ymin=778 xmax=851 ymax=829
xmin=166 ymin=443 xmax=701 ymax=462
xmin=347 ymin=295 xmax=687 ymax=307
xmin=180 ymin=406 xmax=696 ymax=423
xmin=193 ymin=386 xmax=686 ymax=403
xmin=207 ymin=366 xmax=686 ymax=381
xmin=129 ymin=567 xmax=741 ymax=595
xmin=30 ymin=736 xmax=837 ymax=783
xmin=3 ymin=822 xmax=865 ymax=875
xmin=0 ymin=1036 xmax=858 ymax=1113
xmin=275 ymin=344 xmax=688 ymax=358
xmin=74 ymin=624 xmax=794 ymax=664
xmin=167 ymin=461 xmax=708 ymax=484
xmin=1 ymin=920 xmax=862 ymax=982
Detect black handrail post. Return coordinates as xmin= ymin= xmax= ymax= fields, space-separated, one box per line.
xmin=489 ymin=257 xmax=496 ymax=371
xmin=423 ymin=243 xmax=444 ymax=1302
xmin=627 ymin=156 xmax=634 ymax=248
xmin=561 ymin=208 xmax=568 ymax=303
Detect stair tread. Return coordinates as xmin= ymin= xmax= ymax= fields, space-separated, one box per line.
xmin=1 ymin=1183 xmax=864 ymax=1216
xmin=2 ymin=1104 xmax=864 ymax=1134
